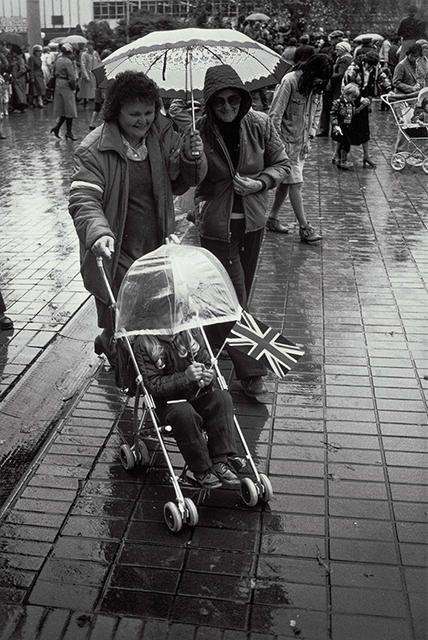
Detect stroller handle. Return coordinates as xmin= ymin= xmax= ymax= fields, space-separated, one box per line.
xmin=96 ymin=256 xmax=117 ymax=308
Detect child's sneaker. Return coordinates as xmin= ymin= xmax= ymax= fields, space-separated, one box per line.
xmin=299 ymin=223 xmax=322 ymax=244
xmin=212 ymin=462 xmax=240 ymax=485
xmin=193 ymin=470 xmax=222 ymax=489
xmin=227 ymin=455 xmax=247 ymax=472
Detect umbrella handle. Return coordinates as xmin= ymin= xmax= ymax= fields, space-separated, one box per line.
xmin=188 ymin=49 xmax=200 ymax=158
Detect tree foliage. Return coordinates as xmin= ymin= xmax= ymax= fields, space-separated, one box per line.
xmin=84 ymin=20 xmax=115 ymax=52
xmin=114 ymin=10 xmax=180 ymax=47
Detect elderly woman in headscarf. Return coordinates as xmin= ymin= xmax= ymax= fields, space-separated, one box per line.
xmin=28 ymin=44 xmax=46 ymax=108
xmin=342 ymin=50 xmax=392 ymax=167
xmin=50 ymin=42 xmax=78 ymax=140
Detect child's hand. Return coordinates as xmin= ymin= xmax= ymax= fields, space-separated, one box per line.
xmin=185 ymin=362 xmax=205 ymax=383
xmin=200 ymin=367 xmax=214 ymax=387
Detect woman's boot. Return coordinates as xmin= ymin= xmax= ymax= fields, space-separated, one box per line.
xmin=50 ymin=117 xmax=65 ymax=138
xmin=65 ymin=118 xmax=77 ymax=141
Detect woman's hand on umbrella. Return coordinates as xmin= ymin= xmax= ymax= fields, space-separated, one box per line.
xmin=91 ymin=235 xmax=115 ymax=259
xmin=233 ymin=173 xmax=263 ymax=196
xmin=182 ymin=130 xmax=204 ymax=160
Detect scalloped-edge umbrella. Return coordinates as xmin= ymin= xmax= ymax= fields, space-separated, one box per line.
xmin=354 ymin=33 xmax=383 ymax=42
xmin=115 ymin=244 xmax=242 ymax=338
xmin=93 ymin=27 xmax=287 ymax=110
xmin=62 ymin=34 xmax=88 ymax=45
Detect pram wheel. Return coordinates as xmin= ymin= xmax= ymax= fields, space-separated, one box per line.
xmin=120 ymin=443 xmax=136 ymax=471
xmin=184 ymin=497 xmax=199 ymax=526
xmin=137 ymin=441 xmax=150 ymax=466
xmin=164 ymin=501 xmax=183 ymax=533
xmin=240 ymin=477 xmax=259 ymax=507
xmin=259 ymin=473 xmax=274 ymax=503
xmin=423 ymin=159 xmax=428 ymax=174
xmin=390 ymin=153 xmax=407 ymax=171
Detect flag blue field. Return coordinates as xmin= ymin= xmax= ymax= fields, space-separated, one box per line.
xmin=226 ymin=310 xmax=305 ymax=378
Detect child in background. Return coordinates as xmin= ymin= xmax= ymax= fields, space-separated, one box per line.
xmin=133 ymin=328 xmax=243 ymax=489
xmin=330 ymin=82 xmax=370 ymax=170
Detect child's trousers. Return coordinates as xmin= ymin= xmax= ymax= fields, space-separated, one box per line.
xmin=160 ymin=389 xmax=237 ymax=474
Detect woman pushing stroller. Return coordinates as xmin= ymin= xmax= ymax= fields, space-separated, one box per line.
xmin=133 ymin=328 xmax=242 ymax=489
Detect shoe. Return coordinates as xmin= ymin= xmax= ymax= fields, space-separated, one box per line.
xmin=94 ymin=334 xmax=116 ymax=367
xmin=89 ymin=124 xmax=96 ymax=130
xmin=265 ymin=217 xmax=289 ymax=234
xmin=0 ymin=134 xmax=6 ymax=140
xmin=65 ymin=133 xmax=78 ymax=141
xmin=316 ymin=130 xmax=329 ymax=137
xmin=227 ymin=455 xmax=247 ymax=473
xmin=299 ymin=223 xmax=322 ymax=244
xmin=0 ymin=315 xmax=13 ymax=330
xmin=241 ymin=376 xmax=267 ymax=397
xmin=337 ymin=161 xmax=354 ymax=171
xmin=50 ymin=127 xmax=61 ymax=139
xmin=193 ymin=470 xmax=222 ymax=489
xmin=212 ymin=462 xmax=240 ymax=486
xmin=363 ymin=158 xmax=376 ymax=168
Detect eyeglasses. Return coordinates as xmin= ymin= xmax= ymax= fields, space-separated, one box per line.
xmin=212 ymin=94 xmax=241 ymax=109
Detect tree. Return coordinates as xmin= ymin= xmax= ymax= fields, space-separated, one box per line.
xmin=84 ymin=20 xmax=115 ymax=52
xmin=114 ymin=10 xmax=180 ymax=47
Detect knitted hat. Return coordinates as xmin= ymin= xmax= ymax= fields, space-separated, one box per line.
xmin=335 ymin=41 xmax=351 ymax=55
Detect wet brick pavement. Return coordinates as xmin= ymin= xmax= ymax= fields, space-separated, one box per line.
xmin=0 ymin=103 xmax=427 ymax=639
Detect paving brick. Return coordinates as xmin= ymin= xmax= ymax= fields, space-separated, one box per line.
xmin=87 ymin=614 xmax=117 ymax=640
xmin=36 ymin=608 xmax=71 ymax=640
xmin=399 ymin=543 xmax=428 ymax=567
xmin=250 ymin=605 xmax=328 ymax=638
xmin=257 ymin=555 xmax=326 ymax=585
xmin=170 ymin=596 xmax=248 ymax=630
xmin=329 ymin=517 xmax=395 ymax=541
xmin=330 ymin=538 xmax=398 ymax=564
xmin=330 ymin=562 xmax=401 ymax=589
xmin=331 ymin=613 xmax=410 ymax=640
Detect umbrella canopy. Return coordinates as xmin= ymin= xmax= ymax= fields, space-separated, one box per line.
xmin=246 ymin=13 xmax=270 ymax=22
xmin=354 ymin=33 xmax=383 ymax=42
xmin=115 ymin=244 xmax=241 ymax=338
xmin=0 ymin=32 xmax=25 ymax=49
xmin=94 ymin=27 xmax=287 ymax=100
xmin=62 ymin=34 xmax=88 ymax=45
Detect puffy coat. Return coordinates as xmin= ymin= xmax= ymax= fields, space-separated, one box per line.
xmin=68 ymin=117 xmax=207 ymax=305
xmin=133 ymin=330 xmax=212 ymax=407
xmin=195 ymin=64 xmax=289 ymax=242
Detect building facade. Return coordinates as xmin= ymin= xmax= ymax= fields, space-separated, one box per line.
xmin=0 ymin=0 xmax=196 ymax=31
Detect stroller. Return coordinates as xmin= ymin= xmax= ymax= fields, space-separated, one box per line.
xmin=381 ymin=92 xmax=428 ymax=173
xmin=97 ymin=243 xmax=273 ymax=533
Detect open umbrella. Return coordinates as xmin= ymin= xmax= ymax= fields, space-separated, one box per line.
xmin=94 ymin=27 xmax=287 ymax=125
xmin=246 ymin=13 xmax=270 ymax=22
xmin=115 ymin=244 xmax=241 ymax=338
xmin=0 ymin=32 xmax=25 ymax=49
xmin=62 ymin=34 xmax=88 ymax=45
xmin=354 ymin=33 xmax=383 ymax=42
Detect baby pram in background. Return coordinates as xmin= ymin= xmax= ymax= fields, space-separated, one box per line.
xmin=97 ymin=243 xmax=274 ymax=533
xmin=381 ymin=92 xmax=428 ymax=173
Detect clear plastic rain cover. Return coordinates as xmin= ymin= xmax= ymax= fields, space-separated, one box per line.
xmin=115 ymin=244 xmax=241 ymax=338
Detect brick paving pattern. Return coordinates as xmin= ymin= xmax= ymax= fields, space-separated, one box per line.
xmin=0 ymin=107 xmax=427 ymax=639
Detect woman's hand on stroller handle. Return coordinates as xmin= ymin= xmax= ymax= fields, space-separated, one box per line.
xmin=92 ymin=235 xmax=115 ymax=260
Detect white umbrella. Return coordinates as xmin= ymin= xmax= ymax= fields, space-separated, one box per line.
xmin=94 ymin=28 xmax=287 ymax=125
xmin=246 ymin=13 xmax=270 ymax=22
xmin=354 ymin=33 xmax=383 ymax=42
xmin=62 ymin=34 xmax=88 ymax=45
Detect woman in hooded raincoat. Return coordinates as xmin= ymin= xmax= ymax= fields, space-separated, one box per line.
xmin=195 ymin=64 xmax=290 ymax=398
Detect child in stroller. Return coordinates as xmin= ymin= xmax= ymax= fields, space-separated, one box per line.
xmin=133 ymin=327 xmax=243 ymax=490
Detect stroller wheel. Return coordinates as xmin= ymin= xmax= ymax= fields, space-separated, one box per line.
xmin=390 ymin=153 xmax=406 ymax=171
xmin=137 ymin=441 xmax=150 ymax=466
xmin=120 ymin=444 xmax=135 ymax=471
xmin=259 ymin=473 xmax=274 ymax=503
xmin=164 ymin=501 xmax=183 ymax=533
xmin=422 ymin=159 xmax=428 ymax=174
xmin=184 ymin=497 xmax=199 ymax=527
xmin=240 ymin=477 xmax=258 ymax=507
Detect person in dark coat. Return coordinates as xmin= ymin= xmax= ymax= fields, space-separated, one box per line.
xmin=342 ymin=51 xmax=392 ymax=167
xmin=68 ymin=71 xmax=206 ymax=367
xmin=195 ymin=64 xmax=290 ymax=398
xmin=28 ymin=44 xmax=46 ymax=108
xmin=134 ymin=328 xmax=241 ymax=489
xmin=50 ymin=43 xmax=78 ymax=140
xmin=397 ymin=4 xmax=427 ymax=61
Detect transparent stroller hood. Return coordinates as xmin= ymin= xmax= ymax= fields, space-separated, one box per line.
xmin=115 ymin=244 xmax=242 ymax=337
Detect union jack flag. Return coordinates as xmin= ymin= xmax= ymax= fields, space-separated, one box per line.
xmin=226 ymin=310 xmax=305 ymax=378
